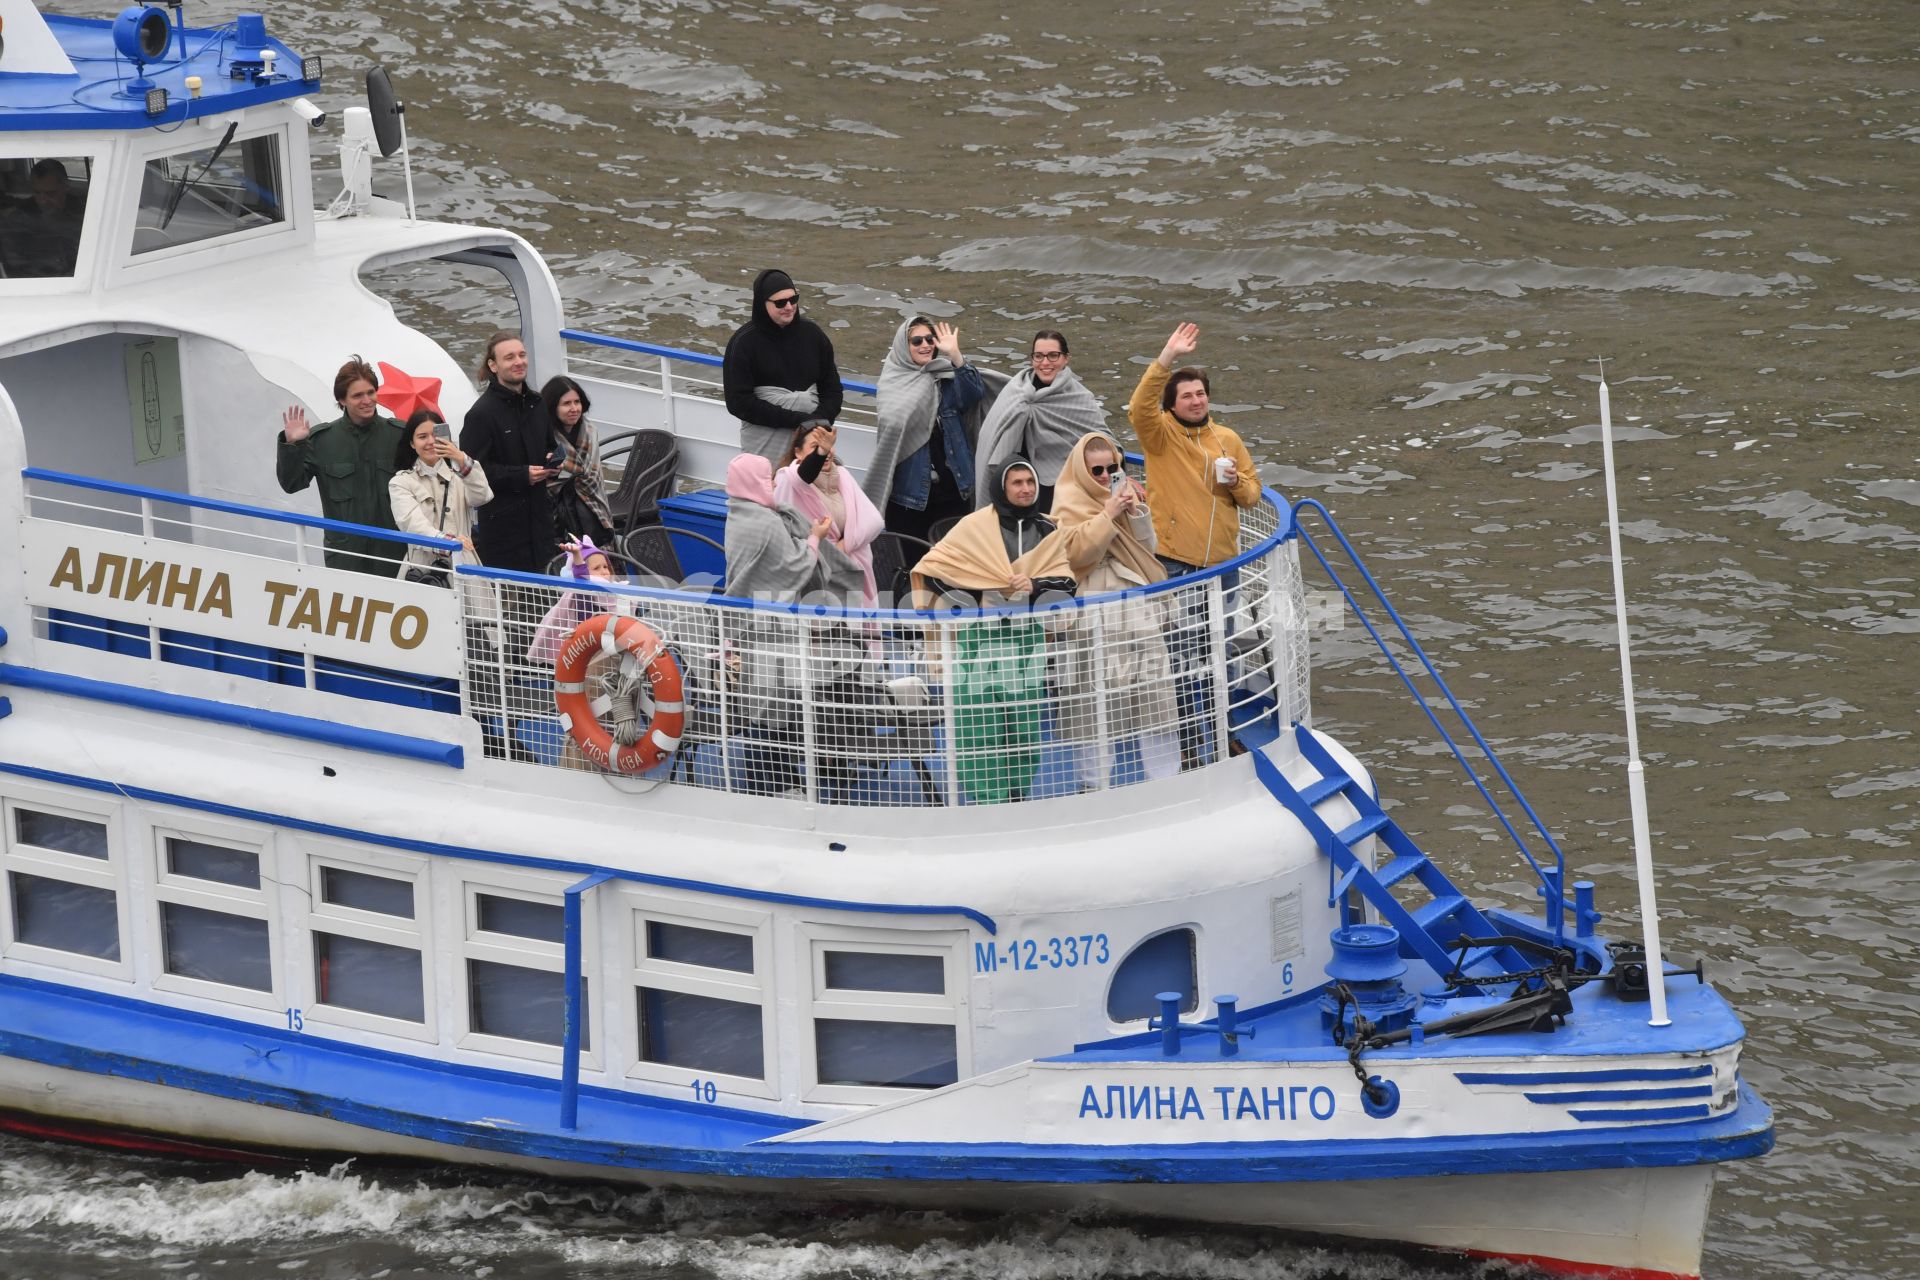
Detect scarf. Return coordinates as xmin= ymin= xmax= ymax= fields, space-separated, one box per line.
xmin=865 ymin=319 xmax=955 ymax=508
xmin=726 ymin=453 xmax=777 ymax=508
xmin=1049 ymin=432 xmax=1166 ymax=589
xmin=775 ymin=457 xmax=884 ymax=606
xmin=972 ymin=363 xmax=1108 ymax=503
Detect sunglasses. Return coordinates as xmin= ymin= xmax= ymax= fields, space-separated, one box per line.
xmin=1089 ymin=464 xmax=1123 ymax=479
xmin=768 ymin=294 xmax=799 ymax=309
xmin=908 ymin=335 xmax=937 ymax=348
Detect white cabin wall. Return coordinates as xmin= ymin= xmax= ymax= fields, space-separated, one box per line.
xmin=0 ymin=335 xmax=191 ymax=501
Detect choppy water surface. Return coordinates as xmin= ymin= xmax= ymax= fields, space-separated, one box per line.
xmin=10 ymin=0 xmax=1916 ymax=1276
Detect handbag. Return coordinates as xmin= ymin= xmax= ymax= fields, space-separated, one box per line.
xmin=404 ymin=472 xmax=455 ymax=588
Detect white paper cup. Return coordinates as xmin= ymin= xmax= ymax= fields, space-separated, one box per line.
xmin=1213 ymin=456 xmax=1233 ymax=485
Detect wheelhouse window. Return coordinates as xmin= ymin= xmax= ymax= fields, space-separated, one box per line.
xmin=0 ymin=155 xmax=91 ymax=278
xmin=153 ymin=831 xmax=275 ymax=1003
xmin=131 ymin=133 xmax=284 ymax=256
xmin=1 ymin=799 xmax=124 ymax=976
xmin=804 ymin=931 xmax=965 ymax=1097
xmin=626 ymin=901 xmax=772 ymax=1097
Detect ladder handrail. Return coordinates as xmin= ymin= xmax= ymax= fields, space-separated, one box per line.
xmin=1290 ymin=497 xmax=1567 ymax=901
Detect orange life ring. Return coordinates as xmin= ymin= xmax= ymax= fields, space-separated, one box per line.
xmin=554 ymin=614 xmax=685 ymax=774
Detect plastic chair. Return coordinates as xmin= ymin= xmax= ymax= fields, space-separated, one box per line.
xmin=618 ymin=525 xmax=728 ymax=588
xmin=928 ymin=515 xmax=963 ymax=545
xmin=601 ymin=428 xmax=679 ymax=531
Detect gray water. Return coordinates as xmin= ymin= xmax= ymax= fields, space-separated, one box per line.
xmin=4 ymin=1 xmax=1915 ymax=1276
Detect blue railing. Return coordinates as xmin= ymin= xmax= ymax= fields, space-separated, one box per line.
xmin=562 ymin=327 xmax=882 ymax=397
xmin=1289 ymin=497 xmax=1569 ymax=908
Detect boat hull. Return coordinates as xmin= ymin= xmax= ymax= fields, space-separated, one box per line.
xmin=0 ymin=1052 xmax=1717 ymax=1279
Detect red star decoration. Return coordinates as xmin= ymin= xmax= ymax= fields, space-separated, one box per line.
xmin=375 ymin=362 xmax=443 ymax=423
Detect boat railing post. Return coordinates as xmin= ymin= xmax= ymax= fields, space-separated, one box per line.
xmin=716 ymin=609 xmax=735 ymax=794
xmin=139 ymin=495 xmax=155 ymax=539
xmin=561 ymin=871 xmax=615 ymax=1131
xmin=938 ymin=620 xmax=961 ymax=806
xmin=658 ymin=356 xmax=679 ymax=437
xmin=1207 ymin=576 xmax=1230 ymax=764
xmin=797 ymin=617 xmax=818 ymax=804
xmin=1089 ymin=603 xmax=1112 ymax=791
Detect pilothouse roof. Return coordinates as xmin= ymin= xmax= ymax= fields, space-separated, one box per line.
xmin=0 ymin=0 xmax=312 ymax=130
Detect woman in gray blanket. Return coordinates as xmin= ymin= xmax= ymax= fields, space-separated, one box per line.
xmin=972 ymin=328 xmax=1109 ymax=513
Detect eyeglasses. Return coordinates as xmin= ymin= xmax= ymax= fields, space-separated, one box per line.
xmin=1031 ymin=350 xmax=1067 ymax=363
xmin=908 ymin=335 xmax=937 ymax=348
xmin=1089 ymin=464 xmax=1122 ymax=479
xmin=768 ymin=294 xmax=799 ymax=309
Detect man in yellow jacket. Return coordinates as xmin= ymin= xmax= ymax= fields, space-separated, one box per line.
xmin=1128 ymin=323 xmax=1262 ymax=769
xmin=1129 ymin=322 xmax=1262 ymax=575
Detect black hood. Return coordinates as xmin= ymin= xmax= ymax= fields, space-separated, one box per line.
xmin=988 ymin=456 xmax=1043 ymax=523
xmin=749 ymin=268 xmax=799 ymax=335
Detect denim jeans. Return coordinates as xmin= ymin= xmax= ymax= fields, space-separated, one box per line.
xmin=1157 ymin=555 xmax=1238 ymax=769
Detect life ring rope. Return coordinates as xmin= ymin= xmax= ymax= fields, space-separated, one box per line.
xmin=553 ymin=613 xmax=685 ymax=774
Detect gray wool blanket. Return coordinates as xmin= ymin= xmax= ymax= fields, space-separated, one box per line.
xmin=972 ymin=364 xmax=1108 ymax=503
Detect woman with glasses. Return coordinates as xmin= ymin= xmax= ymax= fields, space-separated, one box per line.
xmin=973 ymin=329 xmax=1108 ymax=514
xmin=721 ymin=268 xmax=845 ymax=465
xmin=866 ymin=316 xmax=995 ymax=556
xmin=1048 ymin=432 xmax=1179 ymax=789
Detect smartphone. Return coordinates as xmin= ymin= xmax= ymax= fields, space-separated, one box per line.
xmin=432 ymin=421 xmax=452 ymax=442
xmin=1110 ymin=473 xmax=1130 ymax=498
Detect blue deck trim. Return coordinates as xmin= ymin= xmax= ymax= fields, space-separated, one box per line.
xmin=0 ymin=760 xmax=998 ymax=935
xmin=0 ymin=663 xmax=463 ymax=768
xmin=24 ymin=468 xmax=461 ymax=555
xmin=1569 ymin=1105 xmax=1713 ymax=1124
xmin=1457 ymin=1066 xmax=1714 ymax=1085
xmin=1523 ymin=1086 xmax=1715 ymax=1104
xmin=0 ymin=974 xmax=1773 ymax=1184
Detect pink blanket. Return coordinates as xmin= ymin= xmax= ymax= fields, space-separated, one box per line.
xmin=775 ymin=464 xmax=882 ymax=606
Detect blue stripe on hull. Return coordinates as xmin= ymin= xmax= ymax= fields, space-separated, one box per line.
xmin=0 ymin=975 xmax=1775 ymax=1185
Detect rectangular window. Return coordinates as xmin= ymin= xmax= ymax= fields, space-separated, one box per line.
xmin=2 ymin=797 xmax=124 ymax=978
xmin=803 ymin=930 xmax=966 ymax=1101
xmin=167 ymin=838 xmax=259 ymax=889
xmin=638 ymin=987 xmax=763 ymax=1078
xmin=131 ymin=133 xmax=284 ymax=256
xmin=162 ymin=901 xmax=270 ymax=991
xmin=15 ymin=809 xmax=108 ymax=859
xmin=815 ymin=1018 xmax=957 ymax=1089
xmin=10 ymin=871 xmax=119 ymax=960
xmin=0 ymin=155 xmax=91 ymax=279
xmin=321 ymin=866 xmax=415 ymax=918
xmin=315 ymin=932 xmax=424 ymax=1022
xmin=625 ymin=900 xmax=772 ymax=1096
xmin=477 ymin=893 xmax=562 ymax=944
xmin=469 ymin=959 xmax=587 ymax=1049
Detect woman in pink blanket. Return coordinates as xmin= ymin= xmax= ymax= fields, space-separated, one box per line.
xmin=773 ymin=421 xmax=883 ymax=608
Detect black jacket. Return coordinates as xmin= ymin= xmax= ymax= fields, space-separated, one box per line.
xmin=722 ymin=269 xmax=844 ymax=432
xmin=460 ymin=378 xmax=555 ymax=574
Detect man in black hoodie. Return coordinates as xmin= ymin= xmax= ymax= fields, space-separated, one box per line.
xmin=722 ymin=268 xmax=844 ymax=463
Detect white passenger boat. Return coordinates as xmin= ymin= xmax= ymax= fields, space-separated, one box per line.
xmin=0 ymin=5 xmax=1771 ymax=1276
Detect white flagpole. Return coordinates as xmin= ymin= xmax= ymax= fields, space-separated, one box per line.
xmin=1598 ymin=365 xmax=1671 ymax=1028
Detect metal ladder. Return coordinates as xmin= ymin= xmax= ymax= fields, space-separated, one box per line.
xmin=1252 ymin=727 xmax=1535 ymax=990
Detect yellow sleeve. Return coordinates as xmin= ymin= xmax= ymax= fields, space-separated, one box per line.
xmin=1129 ymin=363 xmax=1173 ymax=448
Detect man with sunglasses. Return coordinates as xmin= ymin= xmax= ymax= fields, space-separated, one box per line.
xmin=723 ymin=268 xmax=845 ymax=464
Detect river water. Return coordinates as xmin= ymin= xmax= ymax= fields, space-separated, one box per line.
xmin=4 ymin=0 xmax=1915 ymax=1276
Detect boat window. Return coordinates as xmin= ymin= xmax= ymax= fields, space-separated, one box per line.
xmin=314 ymin=932 xmax=425 ymax=1022
xmin=638 ymin=987 xmax=763 ymax=1078
xmin=153 ymin=832 xmax=275 ymax=1003
xmin=804 ymin=934 xmax=963 ymax=1096
xmin=2 ymin=800 xmax=124 ymax=974
xmin=320 ymin=866 xmax=416 ymax=918
xmin=305 ymin=855 xmax=431 ymax=1036
xmin=131 ymin=133 xmax=284 ymax=257
xmin=646 ymin=921 xmax=754 ymax=974
xmin=627 ymin=904 xmax=770 ymax=1090
xmin=0 ymin=155 xmax=91 ymax=278
xmin=1106 ymin=928 xmax=1198 ymax=1022
xmin=460 ymin=883 xmax=586 ymax=1057
xmin=14 ymin=809 xmax=108 ymax=859
xmin=8 ymin=873 xmax=119 ymax=960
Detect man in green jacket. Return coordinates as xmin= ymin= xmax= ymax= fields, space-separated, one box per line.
xmin=275 ymin=355 xmax=407 ymax=574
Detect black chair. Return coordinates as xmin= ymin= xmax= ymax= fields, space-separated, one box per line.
xmin=601 ymin=428 xmax=680 ymax=531
xmin=928 ymin=516 xmax=962 ymax=545
xmin=869 ymin=531 xmax=932 ymax=607
xmin=619 ymin=525 xmax=727 ymax=587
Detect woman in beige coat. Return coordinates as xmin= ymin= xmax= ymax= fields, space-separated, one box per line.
xmin=1050 ymin=432 xmax=1180 ymax=788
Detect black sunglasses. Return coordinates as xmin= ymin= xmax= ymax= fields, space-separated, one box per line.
xmin=908 ymin=335 xmax=937 ymax=347
xmin=768 ymin=294 xmax=799 ymax=309
xmin=1089 ymin=463 xmax=1123 ymax=479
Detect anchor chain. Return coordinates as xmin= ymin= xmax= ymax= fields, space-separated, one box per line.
xmin=1331 ymin=982 xmax=1391 ymax=1106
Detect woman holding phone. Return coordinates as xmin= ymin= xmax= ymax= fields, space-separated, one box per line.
xmin=390 ymin=408 xmax=493 ymax=586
